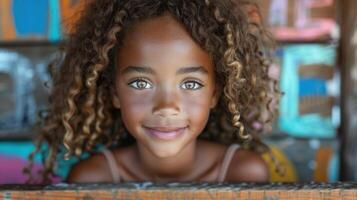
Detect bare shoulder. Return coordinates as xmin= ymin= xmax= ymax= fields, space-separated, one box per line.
xmin=226 ymin=148 xmax=269 ymax=183
xmin=66 ymin=152 xmax=112 ymax=183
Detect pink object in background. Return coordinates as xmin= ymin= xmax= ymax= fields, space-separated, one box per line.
xmin=266 ymin=0 xmax=337 ymax=42
xmin=309 ymin=0 xmax=333 ymax=7
xmin=272 ymin=19 xmax=336 ymax=41
xmin=0 ymin=155 xmax=61 ymax=184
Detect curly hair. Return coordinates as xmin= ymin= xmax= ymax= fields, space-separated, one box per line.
xmin=25 ymin=0 xmax=280 ymax=183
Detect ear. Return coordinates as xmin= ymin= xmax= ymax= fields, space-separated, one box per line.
xmin=210 ymin=83 xmax=221 ymax=109
xmin=112 ymin=88 xmax=121 ymax=109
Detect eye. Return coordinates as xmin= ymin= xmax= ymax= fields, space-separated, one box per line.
xmin=181 ymin=80 xmax=203 ymax=90
xmin=128 ymin=79 xmax=153 ymax=90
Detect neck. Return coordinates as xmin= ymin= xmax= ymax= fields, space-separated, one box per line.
xmin=135 ymin=140 xmax=198 ymax=182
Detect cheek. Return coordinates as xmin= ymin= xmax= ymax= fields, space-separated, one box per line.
xmin=117 ymin=87 xmax=152 ymax=130
xmin=182 ymin=91 xmax=212 ymax=130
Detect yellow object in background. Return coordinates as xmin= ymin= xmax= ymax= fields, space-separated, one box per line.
xmin=314 ymin=147 xmax=334 ymax=182
xmin=262 ymin=145 xmax=298 ymax=182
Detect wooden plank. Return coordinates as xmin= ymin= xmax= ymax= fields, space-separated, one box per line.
xmin=0 ymin=183 xmax=357 ymax=200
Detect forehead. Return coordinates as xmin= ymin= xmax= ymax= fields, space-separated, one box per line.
xmin=124 ymin=14 xmax=189 ymax=44
xmin=117 ymin=14 xmax=213 ymax=72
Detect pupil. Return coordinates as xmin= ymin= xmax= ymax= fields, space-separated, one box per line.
xmin=139 ymin=81 xmax=146 ymax=88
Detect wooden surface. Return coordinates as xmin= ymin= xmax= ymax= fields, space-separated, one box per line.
xmin=1 ymin=182 xmax=357 ymax=200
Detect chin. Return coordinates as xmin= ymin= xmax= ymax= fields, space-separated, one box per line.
xmin=148 ymin=142 xmax=183 ymax=158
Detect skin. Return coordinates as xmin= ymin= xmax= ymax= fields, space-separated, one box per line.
xmin=67 ymin=14 xmax=269 ymax=183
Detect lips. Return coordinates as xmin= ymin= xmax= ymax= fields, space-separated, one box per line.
xmin=143 ymin=126 xmax=187 ymax=140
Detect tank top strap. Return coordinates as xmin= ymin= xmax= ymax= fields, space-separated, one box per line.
xmin=217 ymin=143 xmax=241 ymax=183
xmin=101 ymin=148 xmax=121 ymax=183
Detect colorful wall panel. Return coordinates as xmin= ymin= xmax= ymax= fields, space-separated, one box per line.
xmin=0 ymin=0 xmax=85 ymax=42
xmin=278 ymin=44 xmax=339 ymax=138
xmin=258 ymin=0 xmax=338 ymax=42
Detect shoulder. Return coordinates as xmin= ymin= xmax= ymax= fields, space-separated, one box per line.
xmin=225 ymin=147 xmax=269 ymax=183
xmin=66 ymin=152 xmax=112 ymax=183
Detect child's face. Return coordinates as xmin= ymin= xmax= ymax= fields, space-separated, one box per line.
xmin=113 ymin=14 xmax=219 ymax=158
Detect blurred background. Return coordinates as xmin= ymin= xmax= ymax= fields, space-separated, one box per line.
xmin=0 ymin=0 xmax=356 ymax=184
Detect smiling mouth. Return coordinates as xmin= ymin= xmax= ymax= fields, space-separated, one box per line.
xmin=143 ymin=126 xmax=187 ymax=140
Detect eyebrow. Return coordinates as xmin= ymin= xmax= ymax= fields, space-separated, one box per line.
xmin=177 ymin=66 xmax=208 ymax=75
xmin=121 ymin=66 xmax=208 ymax=75
xmin=121 ymin=66 xmax=155 ymax=75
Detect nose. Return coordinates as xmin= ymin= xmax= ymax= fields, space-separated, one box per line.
xmin=152 ymin=87 xmax=180 ymax=117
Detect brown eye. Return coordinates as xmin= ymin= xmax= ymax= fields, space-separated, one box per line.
xmin=128 ymin=79 xmax=153 ymax=89
xmin=181 ymin=81 xmax=203 ymax=90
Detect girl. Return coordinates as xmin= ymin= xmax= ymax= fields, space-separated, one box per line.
xmin=26 ymin=0 xmax=278 ymax=183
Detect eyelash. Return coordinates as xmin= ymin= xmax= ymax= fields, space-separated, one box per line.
xmin=127 ymin=78 xmax=204 ymax=90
